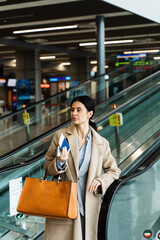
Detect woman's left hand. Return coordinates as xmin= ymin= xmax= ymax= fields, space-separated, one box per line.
xmin=89 ymin=179 xmax=101 ymax=193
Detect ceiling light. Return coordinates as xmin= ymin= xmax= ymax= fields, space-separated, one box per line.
xmin=124 ymin=50 xmax=160 ymax=54
xmin=105 ymin=40 xmax=133 ymax=44
xmin=60 ymin=62 xmax=71 ymax=66
xmin=90 ymin=61 xmax=97 ymax=64
xmin=80 ymin=42 xmax=97 ymax=46
xmin=40 ymin=56 xmax=56 ymax=60
xmin=79 ymin=39 xmax=133 ymax=46
xmin=13 ymin=25 xmax=78 ymax=34
xmin=154 ymin=56 xmax=160 ymax=60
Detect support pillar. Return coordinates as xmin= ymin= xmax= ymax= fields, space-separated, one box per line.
xmin=69 ymin=57 xmax=90 ymax=97
xmin=16 ymin=50 xmax=42 ymax=123
xmin=34 ymin=50 xmax=41 ymax=103
xmin=96 ymin=16 xmax=106 ymax=103
xmin=34 ymin=49 xmax=42 ymax=123
xmin=70 ymin=57 xmax=90 ymax=82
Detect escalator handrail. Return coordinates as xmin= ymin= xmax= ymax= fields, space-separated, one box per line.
xmin=98 ymin=144 xmax=160 ymax=240
xmin=0 ymin=149 xmax=46 ymax=174
xmin=0 ymin=119 xmax=71 ymax=161
xmin=95 ymin=81 xmax=160 ymax=124
xmin=0 ymin=80 xmax=159 ymax=161
xmin=1 ymin=65 xmax=159 ymax=121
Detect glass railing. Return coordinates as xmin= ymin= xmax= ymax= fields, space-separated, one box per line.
xmin=1 ymin=67 xmax=160 ymax=157
xmin=107 ymin=155 xmax=160 ymax=240
xmin=0 ymin=157 xmax=45 ymax=239
xmin=0 ymin=70 xmax=160 ymax=171
xmin=96 ymin=81 xmax=160 ymax=165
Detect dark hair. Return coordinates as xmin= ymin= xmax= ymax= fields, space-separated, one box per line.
xmin=70 ymin=95 xmax=97 ymax=131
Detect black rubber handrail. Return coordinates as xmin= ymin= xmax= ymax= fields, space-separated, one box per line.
xmin=0 ymin=150 xmax=46 ymax=174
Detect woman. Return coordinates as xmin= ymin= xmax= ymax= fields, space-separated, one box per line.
xmin=43 ymin=95 xmax=121 ymax=240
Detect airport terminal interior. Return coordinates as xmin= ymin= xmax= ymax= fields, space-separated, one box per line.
xmin=0 ymin=0 xmax=159 ymax=239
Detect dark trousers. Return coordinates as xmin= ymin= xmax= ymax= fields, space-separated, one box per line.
xmin=80 ymin=214 xmax=85 ymax=240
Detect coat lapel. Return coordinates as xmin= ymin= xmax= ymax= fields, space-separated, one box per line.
xmin=64 ymin=125 xmax=103 ymax=184
xmin=86 ymin=128 xmax=103 ymax=190
xmin=65 ymin=125 xmax=79 ymax=180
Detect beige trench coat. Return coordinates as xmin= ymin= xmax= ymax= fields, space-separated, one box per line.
xmin=43 ymin=125 xmax=121 ymax=240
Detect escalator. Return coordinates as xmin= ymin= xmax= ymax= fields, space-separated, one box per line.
xmin=0 ymin=67 xmax=159 ymax=164
xmin=0 ymin=55 xmax=160 ymax=157
xmin=0 ymin=69 xmax=159 ymax=239
xmin=0 ymin=68 xmax=159 ymax=171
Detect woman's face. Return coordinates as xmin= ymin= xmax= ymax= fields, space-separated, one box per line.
xmin=70 ymin=101 xmax=93 ymax=126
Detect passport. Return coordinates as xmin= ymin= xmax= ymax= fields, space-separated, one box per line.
xmin=59 ymin=133 xmax=70 ymax=152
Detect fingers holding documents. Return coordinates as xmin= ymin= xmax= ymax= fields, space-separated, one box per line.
xmin=58 ymin=147 xmax=68 ymax=162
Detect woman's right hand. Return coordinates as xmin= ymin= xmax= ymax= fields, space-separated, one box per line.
xmin=57 ymin=147 xmax=68 ymax=162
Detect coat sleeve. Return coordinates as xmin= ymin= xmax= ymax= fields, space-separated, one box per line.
xmin=43 ymin=131 xmax=68 ymax=176
xmin=94 ymin=139 xmax=121 ymax=196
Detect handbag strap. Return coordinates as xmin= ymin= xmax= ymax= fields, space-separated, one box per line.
xmin=40 ymin=170 xmax=47 ymax=182
xmin=40 ymin=170 xmax=62 ymax=184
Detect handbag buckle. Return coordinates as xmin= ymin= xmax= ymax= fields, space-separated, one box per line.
xmin=40 ymin=177 xmax=43 ymax=182
xmin=57 ymin=175 xmax=62 ymax=184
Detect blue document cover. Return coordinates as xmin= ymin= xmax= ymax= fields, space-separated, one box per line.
xmin=59 ymin=133 xmax=70 ymax=152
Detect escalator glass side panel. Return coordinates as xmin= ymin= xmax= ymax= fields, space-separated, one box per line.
xmin=97 ymin=84 xmax=160 ymax=165
xmin=0 ymin=69 xmax=160 ymax=156
xmin=0 ymin=158 xmax=45 ymax=239
xmin=107 ymin=157 xmax=160 ymax=240
xmin=0 ymin=80 xmax=99 ymax=156
xmin=93 ymin=72 xmax=160 ymax=121
xmin=0 ymin=114 xmax=70 ymax=170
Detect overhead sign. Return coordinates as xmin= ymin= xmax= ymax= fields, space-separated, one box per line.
xmin=23 ymin=112 xmax=30 ymax=125
xmin=41 ymin=83 xmax=50 ymax=88
xmin=109 ymin=113 xmax=123 ymax=126
xmin=49 ymin=76 xmax=71 ymax=82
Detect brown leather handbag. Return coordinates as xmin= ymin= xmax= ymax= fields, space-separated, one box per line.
xmin=17 ymin=175 xmax=78 ymax=219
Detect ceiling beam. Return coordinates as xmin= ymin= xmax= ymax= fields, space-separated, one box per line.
xmin=0 ymin=12 xmax=132 ymax=30
xmin=0 ymin=37 xmax=96 ymax=57
xmin=0 ymin=0 xmax=81 ymax=11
